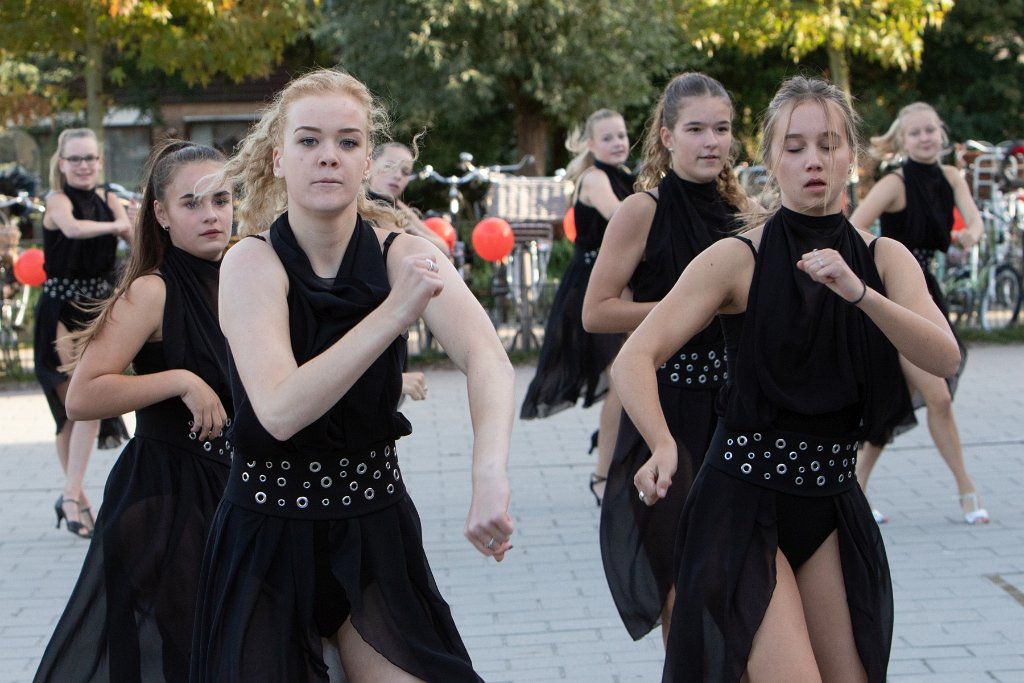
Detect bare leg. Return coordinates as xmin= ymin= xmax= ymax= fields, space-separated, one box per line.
xmin=54 ymin=321 xmax=99 ymax=528
xmin=797 ymin=532 xmax=868 ymax=683
xmin=745 ymin=549 xmax=821 ymax=682
xmin=660 ymin=585 xmax=675 ymax=648
xmin=334 ymin=618 xmax=427 ymax=683
xmin=855 ymin=441 xmax=883 ymax=495
xmin=900 ymin=359 xmax=976 ymax=496
xmin=591 ymin=375 xmax=621 ymax=502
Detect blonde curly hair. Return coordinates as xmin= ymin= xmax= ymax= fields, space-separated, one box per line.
xmin=222 ymin=68 xmax=399 ymax=235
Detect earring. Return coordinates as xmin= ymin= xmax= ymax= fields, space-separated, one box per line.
xmin=162 ymin=225 xmax=169 ymax=232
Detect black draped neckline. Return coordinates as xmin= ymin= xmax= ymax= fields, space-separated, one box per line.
xmin=899 ymin=158 xmax=953 ymax=253
xmin=159 ymin=246 xmax=231 ymax=403
xmin=642 ymin=170 xmax=734 ymax=292
xmin=267 ymin=212 xmax=410 ymax=447
xmin=726 ymin=206 xmax=909 ymax=441
xmin=62 ymin=183 xmax=114 ymax=223
xmin=367 ymin=190 xmax=397 ymax=209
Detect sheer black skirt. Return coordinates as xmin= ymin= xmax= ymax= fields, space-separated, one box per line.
xmin=190 ymin=495 xmax=481 ymax=683
xmin=34 ymin=436 xmax=229 ymax=682
xmin=520 ymin=249 xmax=623 ymax=419
xmin=599 ymin=384 xmax=718 ymax=640
xmin=662 ymin=459 xmax=892 ymax=682
xmin=33 ymin=293 xmax=128 ymax=447
xmin=870 ymin=268 xmax=967 ymax=445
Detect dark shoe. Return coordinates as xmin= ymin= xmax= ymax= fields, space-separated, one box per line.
xmin=589 ymin=473 xmax=607 ymax=507
xmin=55 ymin=498 xmax=93 ymax=539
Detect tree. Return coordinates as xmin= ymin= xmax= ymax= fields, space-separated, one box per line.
xmin=317 ymin=0 xmax=680 ymax=174
xmin=0 ymin=0 xmax=318 ymax=139
xmin=678 ymin=0 xmax=954 ymax=101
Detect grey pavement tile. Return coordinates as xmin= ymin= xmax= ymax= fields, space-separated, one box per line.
xmin=2 ymin=344 xmax=1023 ymax=681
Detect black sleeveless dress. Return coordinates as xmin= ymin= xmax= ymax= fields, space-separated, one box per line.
xmin=34 ymin=247 xmax=232 ymax=682
xmin=661 ymin=209 xmax=905 ymax=682
xmin=190 ymin=215 xmax=481 ymax=682
xmin=519 ymin=160 xmax=633 ymax=419
xmin=872 ymin=158 xmax=967 ymax=443
xmin=600 ymin=172 xmax=735 ymax=640
xmin=33 ymin=184 xmax=128 ymax=447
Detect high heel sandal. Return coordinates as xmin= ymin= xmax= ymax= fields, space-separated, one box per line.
xmin=955 ymin=492 xmax=990 ymax=525
xmin=54 ymin=497 xmax=93 ymax=539
xmin=588 ymin=473 xmax=607 ymax=508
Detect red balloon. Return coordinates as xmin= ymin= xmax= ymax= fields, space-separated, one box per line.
xmin=562 ymin=206 xmax=576 ymax=243
xmin=952 ymin=207 xmax=965 ymax=232
xmin=13 ymin=247 xmax=45 ymax=286
xmin=471 ymin=217 xmax=514 ymax=262
xmin=423 ymin=216 xmax=456 ymax=250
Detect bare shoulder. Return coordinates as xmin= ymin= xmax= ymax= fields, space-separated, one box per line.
xmin=579 ymin=165 xmax=612 ymax=193
xmin=378 ymin=227 xmax=445 ymax=258
xmin=614 ymin=190 xmax=657 ymax=219
xmin=123 ymin=273 xmax=167 ymax=305
xmin=941 ymin=164 xmax=969 ymax=188
xmin=221 ymin=233 xmax=282 ymax=282
xmin=869 ymin=235 xmax=917 ymax=271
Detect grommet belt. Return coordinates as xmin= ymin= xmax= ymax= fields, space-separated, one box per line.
xmin=134 ymin=405 xmax=233 ymax=466
xmin=225 ymin=440 xmax=407 ymax=519
xmin=657 ymin=344 xmax=728 ymax=389
xmin=41 ymin=276 xmax=111 ymax=302
xmin=706 ymin=424 xmax=858 ymax=497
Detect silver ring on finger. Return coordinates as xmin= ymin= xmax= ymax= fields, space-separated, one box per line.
xmin=638 ymin=490 xmax=646 ymax=502
xmin=485 ymin=537 xmax=497 ymax=550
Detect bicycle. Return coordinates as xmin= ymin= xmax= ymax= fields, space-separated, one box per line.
xmin=941 ymin=140 xmax=1024 ymax=330
xmin=0 ymin=191 xmax=44 ymax=376
xmin=414 ymin=153 xmax=535 ymax=340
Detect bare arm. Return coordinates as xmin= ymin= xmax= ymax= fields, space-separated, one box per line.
xmin=944 ymin=165 xmax=983 ymax=249
xmin=582 ymin=192 xmax=657 ymax=333
xmin=396 ymin=200 xmax=451 ymax=255
xmin=43 ymin=191 xmax=131 ymax=239
xmin=577 ymin=167 xmax=624 ymax=220
xmin=854 ymin=237 xmax=960 ymax=376
xmin=849 ymin=174 xmax=902 ymax=232
xmin=66 ymin=275 xmax=227 ymax=440
xmin=219 ymin=233 xmax=442 ymax=442
xmin=407 ymin=234 xmax=516 ymax=561
xmin=614 ymin=238 xmax=751 ymax=504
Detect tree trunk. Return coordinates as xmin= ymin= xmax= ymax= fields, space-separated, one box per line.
xmin=515 ymin=97 xmax=548 ymax=176
xmin=827 ymin=45 xmax=852 ymax=105
xmin=826 ymin=45 xmax=859 ymax=208
xmin=85 ymin=12 xmax=104 ymax=143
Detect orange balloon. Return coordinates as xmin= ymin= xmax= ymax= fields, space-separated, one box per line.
xmin=952 ymin=207 xmax=965 ymax=232
xmin=13 ymin=247 xmax=46 ymax=286
xmin=471 ymin=217 xmax=514 ymax=262
xmin=563 ymin=206 xmax=576 ymax=243
xmin=423 ymin=216 xmax=456 ymax=250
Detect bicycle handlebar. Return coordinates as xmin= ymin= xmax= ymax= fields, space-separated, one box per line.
xmin=416 ymin=154 xmax=534 ymax=187
xmin=0 ymin=192 xmax=44 ymax=213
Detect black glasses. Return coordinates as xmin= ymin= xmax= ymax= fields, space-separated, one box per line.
xmin=61 ymin=155 xmax=100 ymax=165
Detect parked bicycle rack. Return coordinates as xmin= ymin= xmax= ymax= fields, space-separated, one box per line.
xmin=485 ymin=175 xmax=572 ymax=351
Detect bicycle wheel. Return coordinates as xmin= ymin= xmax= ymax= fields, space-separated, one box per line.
xmin=980 ymin=264 xmax=1022 ymax=331
xmin=943 ymin=270 xmax=975 ymax=329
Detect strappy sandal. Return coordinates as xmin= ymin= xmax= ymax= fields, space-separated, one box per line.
xmin=956 ymin=492 xmax=990 ymax=525
xmin=54 ymin=497 xmax=93 ymax=539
